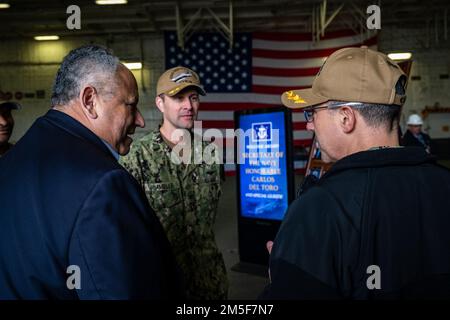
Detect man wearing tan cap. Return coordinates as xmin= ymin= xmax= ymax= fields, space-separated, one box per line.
xmin=261 ymin=47 xmax=450 ymax=299
xmin=121 ymin=66 xmax=228 ymax=300
xmin=0 ymin=100 xmax=20 ymax=157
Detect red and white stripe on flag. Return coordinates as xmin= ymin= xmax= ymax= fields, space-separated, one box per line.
xmin=194 ymin=30 xmax=377 ymax=175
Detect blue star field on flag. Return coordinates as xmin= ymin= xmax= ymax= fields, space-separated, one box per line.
xmin=165 ymin=31 xmax=252 ymax=93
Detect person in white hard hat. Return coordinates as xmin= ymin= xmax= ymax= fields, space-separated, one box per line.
xmin=401 ymin=114 xmax=431 ymax=153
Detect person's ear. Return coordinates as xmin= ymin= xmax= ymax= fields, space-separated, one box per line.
xmin=80 ymin=85 xmax=98 ymax=119
xmin=155 ymin=95 xmax=165 ymax=114
xmin=338 ymin=106 xmax=356 ymax=133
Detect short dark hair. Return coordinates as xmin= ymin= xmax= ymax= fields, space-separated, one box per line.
xmin=353 ymin=103 xmax=400 ymax=132
xmin=51 ymin=44 xmax=120 ymax=106
xmin=356 ymin=78 xmax=405 ymax=131
xmin=328 ymin=102 xmax=400 ymax=132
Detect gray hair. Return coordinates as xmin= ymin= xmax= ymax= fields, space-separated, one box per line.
xmin=328 ymin=101 xmax=400 ymax=132
xmin=51 ymin=44 xmax=120 ymax=106
xmin=352 ymin=103 xmax=400 ymax=132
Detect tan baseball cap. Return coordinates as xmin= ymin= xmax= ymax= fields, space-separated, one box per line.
xmin=156 ymin=66 xmax=206 ymax=97
xmin=281 ymin=46 xmax=407 ymax=109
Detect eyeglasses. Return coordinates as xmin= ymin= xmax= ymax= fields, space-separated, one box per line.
xmin=303 ymin=106 xmax=329 ymax=122
xmin=303 ymin=102 xmax=364 ymax=122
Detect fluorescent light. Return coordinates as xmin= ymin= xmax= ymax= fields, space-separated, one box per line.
xmin=96 ymin=0 xmax=128 ymax=4
xmin=0 ymin=3 xmax=10 ymax=9
xmin=123 ymin=62 xmax=142 ymax=70
xmin=34 ymin=35 xmax=60 ymax=41
xmin=388 ymin=52 xmax=412 ymax=61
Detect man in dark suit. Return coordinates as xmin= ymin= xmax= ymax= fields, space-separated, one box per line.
xmin=0 ymin=45 xmax=183 ymax=299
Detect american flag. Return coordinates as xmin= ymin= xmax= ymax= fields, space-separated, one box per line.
xmin=164 ymin=30 xmax=377 ymax=175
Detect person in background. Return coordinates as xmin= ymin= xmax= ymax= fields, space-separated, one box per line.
xmin=0 ymin=99 xmax=20 ymax=157
xmin=401 ymin=113 xmax=431 ymax=153
xmin=121 ymin=66 xmax=228 ymax=300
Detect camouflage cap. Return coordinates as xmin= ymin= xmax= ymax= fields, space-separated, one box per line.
xmin=157 ymin=66 xmax=206 ymax=97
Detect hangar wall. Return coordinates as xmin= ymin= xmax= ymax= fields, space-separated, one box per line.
xmin=1 ymin=27 xmax=450 ymax=143
xmin=379 ymin=26 xmax=450 ymax=134
xmin=0 ymin=35 xmax=165 ymax=143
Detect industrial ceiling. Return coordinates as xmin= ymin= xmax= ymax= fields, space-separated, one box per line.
xmin=1 ymin=0 xmax=449 ymax=40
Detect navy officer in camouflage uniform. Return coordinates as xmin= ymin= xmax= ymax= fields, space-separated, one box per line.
xmin=120 ymin=66 xmax=228 ymax=300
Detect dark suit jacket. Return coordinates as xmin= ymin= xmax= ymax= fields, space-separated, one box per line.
xmin=0 ymin=110 xmax=183 ymax=299
xmin=401 ymin=130 xmax=432 ymax=152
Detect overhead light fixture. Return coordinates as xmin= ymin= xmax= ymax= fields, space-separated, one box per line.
xmin=388 ymin=52 xmax=412 ymax=61
xmin=34 ymin=35 xmax=60 ymax=41
xmin=95 ymin=0 xmax=128 ymax=5
xmin=123 ymin=62 xmax=142 ymax=70
xmin=0 ymin=3 xmax=10 ymax=9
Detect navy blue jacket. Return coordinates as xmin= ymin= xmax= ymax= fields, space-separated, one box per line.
xmin=262 ymin=147 xmax=450 ymax=299
xmin=0 ymin=110 xmax=183 ymax=299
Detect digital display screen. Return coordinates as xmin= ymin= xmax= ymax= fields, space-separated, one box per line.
xmin=237 ymin=111 xmax=290 ymax=221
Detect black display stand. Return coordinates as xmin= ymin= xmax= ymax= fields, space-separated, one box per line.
xmin=233 ymin=107 xmax=295 ymax=270
xmin=305 ymin=136 xmax=333 ymax=179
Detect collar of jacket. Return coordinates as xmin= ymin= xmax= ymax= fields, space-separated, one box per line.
xmin=0 ymin=142 xmax=13 ymax=157
xmin=154 ymin=127 xmax=208 ymax=153
xmin=322 ymin=147 xmax=436 ymax=179
xmin=43 ymin=109 xmax=117 ymax=161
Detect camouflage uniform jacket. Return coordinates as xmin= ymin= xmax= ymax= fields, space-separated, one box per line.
xmin=120 ymin=129 xmax=228 ymax=300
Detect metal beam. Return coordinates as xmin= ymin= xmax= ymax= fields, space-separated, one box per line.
xmin=312 ymin=5 xmax=315 ymax=42
xmin=175 ymin=2 xmax=184 ymax=49
xmin=182 ymin=8 xmax=202 ymax=34
xmin=445 ymin=8 xmax=448 ymax=41
xmin=205 ymin=1 xmax=233 ymax=48
xmin=348 ymin=2 xmax=368 ymax=38
xmin=341 ymin=16 xmax=360 ymax=35
xmin=139 ymin=36 xmax=146 ymax=93
xmin=313 ymin=1 xmax=344 ymax=42
xmin=314 ymin=5 xmax=320 ymax=42
xmin=349 ymin=1 xmax=366 ymax=20
xmin=174 ymin=1 xmax=234 ymax=49
xmin=320 ymin=0 xmax=327 ymax=37
xmin=230 ymin=0 xmax=234 ymax=49
xmin=322 ymin=3 xmax=344 ymax=31
xmin=435 ymin=13 xmax=439 ymax=44
xmin=207 ymin=8 xmax=229 ymax=33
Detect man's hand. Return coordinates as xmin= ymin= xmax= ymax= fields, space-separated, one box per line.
xmin=266 ymin=241 xmax=273 ymax=255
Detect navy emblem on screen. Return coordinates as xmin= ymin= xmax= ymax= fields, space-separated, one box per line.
xmin=252 ymin=122 xmax=272 ymax=142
